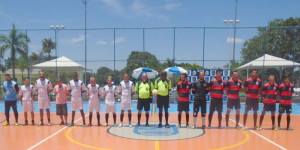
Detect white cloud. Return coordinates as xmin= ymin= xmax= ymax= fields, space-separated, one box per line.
xmin=131 ymin=0 xmax=168 ymax=21
xmin=70 ymin=35 xmax=85 ymax=43
xmin=97 ymin=40 xmax=107 ymax=45
xmin=111 ymin=37 xmax=125 ymax=44
xmin=164 ymin=3 xmax=181 ymax=10
xmin=100 ymin=0 xmax=124 ymax=15
xmin=226 ymin=37 xmax=244 ymax=43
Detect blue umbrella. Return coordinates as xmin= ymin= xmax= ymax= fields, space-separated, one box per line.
xmin=164 ymin=66 xmax=187 ymax=77
xmin=132 ymin=67 xmax=158 ymax=79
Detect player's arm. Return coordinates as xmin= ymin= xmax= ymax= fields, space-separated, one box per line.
xmin=81 ymin=83 xmax=86 ymax=94
xmin=118 ymin=84 xmax=122 ymax=95
xmin=48 ymin=81 xmax=53 ymax=93
xmin=135 ymin=82 xmax=139 ymax=95
xmin=32 ymin=87 xmax=36 ymax=102
xmin=15 ymin=83 xmax=20 ymax=95
xmin=131 ymin=83 xmax=135 ymax=96
xmin=259 ymin=87 xmax=264 ymax=98
xmin=19 ymin=90 xmax=23 ymax=105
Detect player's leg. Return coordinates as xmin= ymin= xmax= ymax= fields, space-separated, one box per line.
xmin=68 ymin=111 xmax=76 ymax=127
xmin=3 ymin=101 xmax=10 ymax=126
xmin=128 ymin=110 xmax=132 ymax=127
xmin=192 ymin=102 xmax=199 ymax=128
xmin=217 ymin=101 xmax=223 ymax=129
xmin=96 ymin=112 xmax=100 ymax=126
xmin=258 ymin=109 xmax=266 ymax=130
xmin=145 ymin=99 xmax=150 ymax=127
xmin=119 ymin=110 xmax=125 ymax=127
xmin=208 ymin=100 xmax=215 ymax=129
xmin=113 ymin=112 xmax=117 ymax=127
xmin=89 ymin=111 xmax=93 ymax=126
xmin=80 ymin=109 xmax=86 ymax=127
xmin=225 ymin=109 xmax=231 ymax=128
xmin=105 ymin=113 xmax=109 ymax=126
xmin=59 ymin=115 xmax=64 ymax=125
xmin=271 ymin=110 xmax=276 ymax=129
xmin=235 ymin=109 xmax=240 ymax=128
xmin=11 ymin=101 xmax=18 ymax=125
xmin=253 ymin=100 xmax=259 ymax=129
xmin=24 ymin=112 xmax=28 ymax=125
xmin=287 ymin=112 xmax=292 ymax=130
xmin=46 ymin=108 xmax=51 ymax=125
xmin=39 ymin=109 xmax=44 ymax=125
xmin=185 ymin=110 xmax=190 ymax=128
xmin=164 ymin=97 xmax=170 ymax=127
xmin=137 ymin=99 xmax=142 ymax=126
xmin=201 ymin=100 xmax=207 ymax=129
xmin=157 ymin=96 xmax=163 ymax=127
xmin=178 ymin=111 xmax=182 ymax=128
xmin=31 ymin=111 xmax=35 ymax=125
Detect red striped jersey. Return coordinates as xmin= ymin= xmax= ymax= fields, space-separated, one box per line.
xmin=279 ymin=83 xmax=294 ymax=105
xmin=177 ymin=81 xmax=191 ymax=102
xmin=262 ymin=82 xmax=279 ymax=104
xmin=208 ymin=78 xmax=225 ymax=99
xmin=226 ymin=78 xmax=242 ymax=100
xmin=244 ymin=77 xmax=262 ymax=99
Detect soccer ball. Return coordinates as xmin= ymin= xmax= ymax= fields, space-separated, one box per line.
xmin=152 ymin=89 xmax=158 ymax=96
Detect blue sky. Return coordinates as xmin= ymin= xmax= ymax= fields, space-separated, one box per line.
xmin=0 ymin=0 xmax=299 ymax=71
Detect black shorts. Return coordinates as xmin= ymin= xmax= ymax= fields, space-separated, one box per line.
xmin=5 ymin=100 xmax=17 ymax=112
xmin=245 ymin=98 xmax=259 ymax=111
xmin=209 ymin=98 xmax=223 ymax=113
xmin=227 ymin=99 xmax=241 ymax=110
xmin=157 ymin=95 xmax=169 ymax=109
xmin=194 ymin=99 xmax=206 ymax=114
xmin=137 ymin=98 xmax=151 ymax=111
xmin=279 ymin=104 xmax=292 ymax=113
xmin=263 ymin=103 xmax=276 ymax=112
xmin=178 ymin=101 xmax=189 ymax=112
xmin=56 ymin=104 xmax=68 ymax=115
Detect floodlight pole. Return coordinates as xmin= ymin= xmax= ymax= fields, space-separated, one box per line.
xmin=82 ymin=0 xmax=88 ymax=84
xmin=232 ymin=0 xmax=238 ymax=71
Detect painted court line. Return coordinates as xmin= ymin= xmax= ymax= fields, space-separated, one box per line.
xmin=27 ymin=114 xmax=89 ymax=150
xmin=226 ymin=115 xmax=287 ymax=150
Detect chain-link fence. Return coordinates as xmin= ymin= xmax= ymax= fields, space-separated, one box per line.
xmin=0 ymin=26 xmax=299 ymax=99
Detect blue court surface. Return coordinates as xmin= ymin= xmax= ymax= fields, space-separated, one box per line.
xmin=1 ymin=100 xmax=300 ymax=114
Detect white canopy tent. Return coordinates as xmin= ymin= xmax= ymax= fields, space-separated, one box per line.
xmin=33 ymin=56 xmax=91 ymax=79
xmin=237 ymin=54 xmax=300 ymax=78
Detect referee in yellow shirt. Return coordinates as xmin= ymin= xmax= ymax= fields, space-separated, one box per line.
xmin=155 ymin=71 xmax=172 ymax=128
xmin=135 ymin=73 xmax=154 ymax=127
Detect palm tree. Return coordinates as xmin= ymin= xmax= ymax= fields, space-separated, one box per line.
xmin=42 ymin=38 xmax=55 ymax=60
xmin=0 ymin=24 xmax=29 ymax=79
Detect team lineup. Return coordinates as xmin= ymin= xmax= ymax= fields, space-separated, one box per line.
xmin=2 ymin=69 xmax=294 ymax=131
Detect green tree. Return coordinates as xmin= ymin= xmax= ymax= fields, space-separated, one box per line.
xmin=241 ymin=17 xmax=300 ymax=82
xmin=42 ymin=38 xmax=56 ymax=60
xmin=0 ymin=24 xmax=29 ymax=79
xmin=124 ymin=51 xmax=161 ymax=79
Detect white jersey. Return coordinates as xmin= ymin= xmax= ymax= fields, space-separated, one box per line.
xmin=35 ymin=79 xmax=52 ymax=100
xmin=87 ymin=84 xmax=101 ymax=102
xmin=19 ymin=85 xmax=36 ymax=101
xmin=68 ymin=80 xmax=86 ymax=101
xmin=103 ymin=85 xmax=117 ymax=105
xmin=119 ymin=80 xmax=134 ymax=103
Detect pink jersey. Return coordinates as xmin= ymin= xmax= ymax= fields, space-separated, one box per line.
xmin=54 ymin=84 xmax=68 ymax=104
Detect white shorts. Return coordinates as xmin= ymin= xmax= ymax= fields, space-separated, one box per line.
xmin=38 ymin=98 xmax=50 ymax=109
xmin=121 ymin=102 xmax=132 ymax=110
xmin=23 ymin=100 xmax=34 ymax=112
xmin=105 ymin=104 xmax=116 ymax=113
xmin=71 ymin=100 xmax=83 ymax=111
xmin=88 ymin=100 xmax=100 ymax=112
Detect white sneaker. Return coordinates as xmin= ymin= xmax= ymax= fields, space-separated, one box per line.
xmin=48 ymin=122 xmax=52 ymax=126
xmin=129 ymin=123 xmax=132 ymax=128
xmin=191 ymin=125 xmax=196 ymax=129
xmin=118 ymin=123 xmax=123 ymax=128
